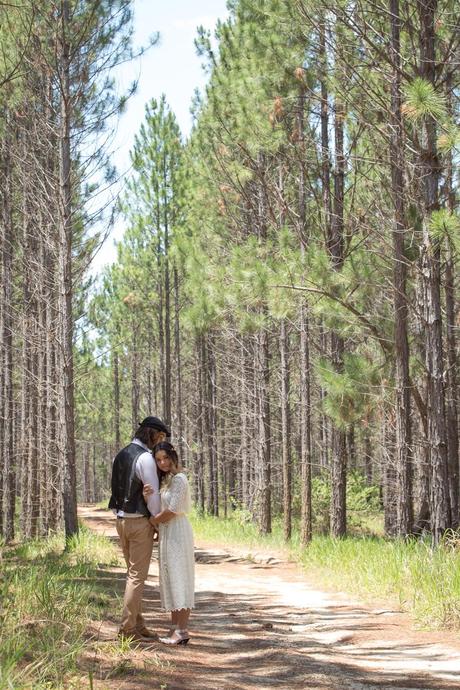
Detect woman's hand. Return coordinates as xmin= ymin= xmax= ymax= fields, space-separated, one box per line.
xmin=149 ymin=515 xmax=159 ymax=528
xmin=143 ymin=483 xmax=154 ymax=498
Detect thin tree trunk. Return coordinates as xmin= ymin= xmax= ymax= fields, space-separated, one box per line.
xmin=256 ymin=155 xmax=271 ymax=534
xmin=257 ymin=324 xmax=271 ymax=534
xmin=364 ymin=430 xmax=373 ymax=486
xmin=173 ymin=266 xmax=184 ymax=453
xmin=280 ymin=320 xmax=292 ymax=541
xmin=418 ymin=0 xmax=450 ymax=544
xmin=329 ymin=92 xmax=347 ymax=538
xmin=444 ymin=83 xmax=459 ymax=527
xmin=163 ymin=160 xmax=172 ymax=427
xmin=241 ymin=339 xmax=250 ymax=509
xmin=195 ymin=335 xmax=205 ymax=512
xmin=1 ymin=131 xmax=15 ymax=541
xmin=113 ymin=351 xmax=121 ymax=447
xmin=297 ymin=80 xmax=312 ymax=545
xmin=59 ymin=0 xmax=78 ymax=540
xmin=389 ymin=0 xmax=413 ymax=537
xmin=131 ymin=327 xmax=140 ymax=431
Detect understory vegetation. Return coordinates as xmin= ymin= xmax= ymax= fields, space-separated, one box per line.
xmin=191 ymin=474 xmax=460 ymax=631
xmin=0 ymin=527 xmax=121 ymax=690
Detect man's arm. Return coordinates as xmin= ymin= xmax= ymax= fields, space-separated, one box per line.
xmin=136 ymin=453 xmax=161 ymax=515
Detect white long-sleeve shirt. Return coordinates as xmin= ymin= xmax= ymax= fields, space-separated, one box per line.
xmin=114 ymin=438 xmax=161 ymax=517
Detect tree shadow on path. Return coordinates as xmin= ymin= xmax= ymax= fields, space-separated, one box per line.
xmin=78 ymin=506 xmax=460 ymax=690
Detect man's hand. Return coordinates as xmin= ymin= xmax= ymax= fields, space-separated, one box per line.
xmin=143 ymin=483 xmax=154 ymax=499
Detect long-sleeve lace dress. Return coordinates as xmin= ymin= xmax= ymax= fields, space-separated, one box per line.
xmin=158 ymin=472 xmax=195 ymax=612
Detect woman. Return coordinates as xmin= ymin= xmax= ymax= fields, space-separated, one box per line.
xmin=143 ymin=441 xmax=195 ymax=645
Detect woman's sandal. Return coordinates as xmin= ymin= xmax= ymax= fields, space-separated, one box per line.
xmin=159 ymin=629 xmax=190 ymax=646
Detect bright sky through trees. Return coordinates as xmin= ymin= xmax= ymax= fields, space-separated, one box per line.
xmin=94 ymin=0 xmax=229 ymax=271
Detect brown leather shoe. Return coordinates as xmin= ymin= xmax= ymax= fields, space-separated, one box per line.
xmin=118 ymin=629 xmax=155 ymax=643
xmin=136 ymin=626 xmax=158 ymax=640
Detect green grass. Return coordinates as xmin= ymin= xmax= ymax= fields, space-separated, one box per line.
xmin=191 ymin=511 xmax=460 ymax=631
xmin=190 ymin=509 xmax=291 ymax=552
xmin=296 ymin=532 xmax=460 ymax=629
xmin=0 ymin=525 xmax=122 ymax=690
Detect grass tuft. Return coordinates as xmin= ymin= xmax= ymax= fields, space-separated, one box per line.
xmin=0 ymin=525 xmax=121 ymax=689
xmin=191 ymin=511 xmax=460 ymax=631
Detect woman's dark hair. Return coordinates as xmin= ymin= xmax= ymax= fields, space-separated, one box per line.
xmin=153 ymin=441 xmax=179 ymax=466
xmin=153 ymin=442 xmax=182 ymax=486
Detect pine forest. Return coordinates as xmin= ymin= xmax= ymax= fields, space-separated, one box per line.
xmin=1 ymin=0 xmax=460 ymax=547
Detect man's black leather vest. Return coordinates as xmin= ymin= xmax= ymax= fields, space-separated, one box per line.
xmin=108 ymin=442 xmax=150 ymax=516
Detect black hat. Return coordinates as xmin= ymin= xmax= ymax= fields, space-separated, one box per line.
xmin=138 ymin=416 xmax=171 ymax=437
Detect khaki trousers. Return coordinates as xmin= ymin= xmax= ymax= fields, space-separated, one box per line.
xmin=116 ymin=517 xmax=154 ymax=633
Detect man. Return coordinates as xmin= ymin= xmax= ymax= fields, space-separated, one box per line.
xmin=109 ymin=415 xmax=170 ymax=641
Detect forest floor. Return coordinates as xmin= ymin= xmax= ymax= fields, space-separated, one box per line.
xmin=78 ymin=505 xmax=460 ymax=690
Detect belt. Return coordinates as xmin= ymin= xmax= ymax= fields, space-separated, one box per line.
xmin=116 ymin=515 xmax=146 ymax=520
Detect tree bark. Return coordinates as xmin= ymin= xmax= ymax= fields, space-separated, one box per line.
xmin=163 ymin=156 xmax=172 ymax=426
xmin=297 ymin=80 xmax=312 ymax=545
xmin=173 ymin=265 xmax=184 ymax=454
xmin=329 ymin=92 xmax=347 ymax=538
xmin=280 ymin=320 xmax=292 ymax=541
xmin=113 ymin=350 xmax=121 ymax=448
xmin=444 ymin=83 xmax=459 ymax=527
xmin=257 ymin=325 xmax=271 ymax=534
xmin=418 ymin=0 xmax=450 ymax=544
xmin=0 ymin=128 xmax=15 ymax=541
xmin=59 ymin=0 xmax=78 ymax=541
xmin=389 ymin=0 xmax=413 ymax=537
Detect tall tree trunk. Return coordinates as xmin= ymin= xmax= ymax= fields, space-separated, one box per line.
xmin=113 ymin=350 xmax=121 ymax=447
xmin=20 ymin=167 xmax=32 ymax=539
xmin=382 ymin=394 xmax=397 ymax=536
xmin=30 ymin=283 xmax=40 ymax=538
xmin=163 ymin=160 xmax=172 ymax=426
xmin=241 ymin=339 xmax=250 ymax=509
xmin=297 ymin=80 xmax=312 ymax=545
xmin=418 ymin=0 xmax=450 ymax=544
xmin=173 ymin=266 xmax=184 ymax=453
xmin=157 ymin=211 xmax=166 ymax=416
xmin=256 ymin=155 xmax=271 ymax=534
xmin=364 ymin=430 xmax=373 ymax=486
xmin=131 ymin=327 xmax=140 ymax=431
xmin=445 ymin=230 xmax=459 ymax=529
xmin=444 ymin=83 xmax=459 ymax=528
xmin=299 ymin=307 xmax=312 ymax=544
xmin=280 ymin=320 xmax=292 ymax=541
xmin=257 ymin=324 xmax=271 ymax=534
xmin=47 ymin=271 xmax=61 ymax=531
xmin=329 ymin=92 xmax=347 ymax=538
xmin=194 ymin=336 xmax=205 ymax=512
xmin=1 ymin=128 xmax=15 ymax=541
xmin=203 ymin=334 xmax=218 ymax=515
xmin=59 ymin=0 xmax=78 ymax=540
xmin=389 ymin=0 xmax=413 ymax=537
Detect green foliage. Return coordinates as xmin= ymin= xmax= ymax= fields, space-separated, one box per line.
xmin=85 ymin=94 xmax=186 ymax=445
xmin=79 ymin=0 xmax=460 ymax=555
xmin=437 ymin=124 xmax=460 ymax=153
xmin=0 ymin=527 xmax=120 ymax=689
xmin=428 ymin=209 xmax=460 ymax=246
xmin=316 ymin=353 xmax=382 ymax=428
xmin=402 ymin=78 xmax=447 ymax=121
xmin=192 ymin=512 xmax=460 ymax=630
xmin=303 ymin=471 xmax=381 ymax=534
xmin=297 ymin=534 xmax=460 ymax=630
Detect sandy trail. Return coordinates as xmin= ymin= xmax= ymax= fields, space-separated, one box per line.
xmin=79 ymin=506 xmax=460 ymax=690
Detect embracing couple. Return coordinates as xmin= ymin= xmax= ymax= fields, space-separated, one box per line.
xmin=108 ymin=416 xmax=194 ymax=646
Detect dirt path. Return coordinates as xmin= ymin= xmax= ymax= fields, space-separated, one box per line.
xmin=79 ymin=506 xmax=460 ymax=690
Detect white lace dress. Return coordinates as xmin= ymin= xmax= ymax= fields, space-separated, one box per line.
xmin=158 ymin=472 xmax=195 ymax=612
